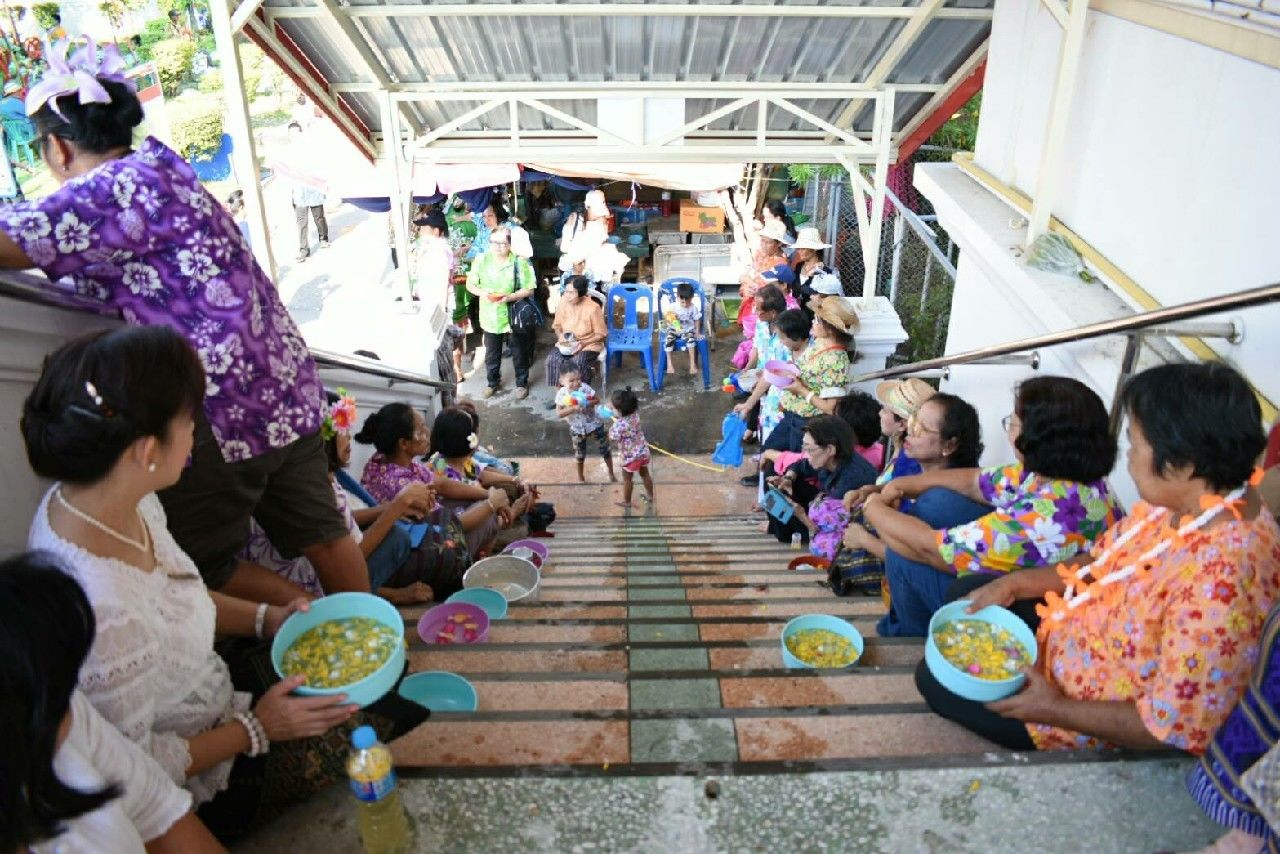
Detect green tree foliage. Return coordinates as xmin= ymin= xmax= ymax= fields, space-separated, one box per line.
xmin=152 ymin=37 xmax=196 ymax=96
xmin=32 ymin=3 xmax=61 ymax=30
xmin=168 ymin=95 xmax=224 ymax=160
xmin=926 ymin=93 xmax=981 ymax=151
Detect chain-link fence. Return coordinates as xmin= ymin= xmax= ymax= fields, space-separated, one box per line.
xmin=800 ymin=146 xmax=962 ymax=365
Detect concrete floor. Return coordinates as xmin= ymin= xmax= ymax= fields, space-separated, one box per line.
xmin=456 ymin=322 xmax=747 ymax=459
xmin=235 ymin=757 xmax=1220 ymax=852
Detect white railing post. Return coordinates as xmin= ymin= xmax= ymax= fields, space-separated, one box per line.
xmin=212 ymin=0 xmax=276 ymax=281
xmin=380 ymin=93 xmax=412 ymax=301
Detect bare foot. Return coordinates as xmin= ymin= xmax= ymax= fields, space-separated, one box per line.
xmin=578 ymin=475 xmax=587 ymax=483
xmin=751 ymin=502 xmax=764 ymax=513
xmin=379 ymin=582 xmax=434 ymax=605
xmin=615 ymin=500 xmax=634 ymax=508
xmin=757 ymin=522 xmax=769 ymax=533
xmin=688 ymin=368 xmax=698 ymax=376
xmin=640 ymin=494 xmax=652 ymax=503
xmin=610 ymin=475 xmax=619 ymax=483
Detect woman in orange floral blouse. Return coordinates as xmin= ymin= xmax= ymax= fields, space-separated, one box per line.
xmin=916 ymin=363 xmax=1280 ymax=753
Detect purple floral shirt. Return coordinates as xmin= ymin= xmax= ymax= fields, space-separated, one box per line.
xmin=0 ymin=137 xmax=322 ymax=462
xmin=360 ymin=452 xmax=434 ymax=504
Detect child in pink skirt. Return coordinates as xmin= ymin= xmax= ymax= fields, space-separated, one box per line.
xmin=607 ymin=388 xmax=654 ymax=508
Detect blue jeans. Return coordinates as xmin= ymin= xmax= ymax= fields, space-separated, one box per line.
xmin=366 ymin=523 xmax=411 ymax=589
xmin=876 ymin=487 xmax=989 ymax=638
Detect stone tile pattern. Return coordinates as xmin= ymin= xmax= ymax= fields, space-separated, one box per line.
xmin=388 ymin=460 xmax=996 ymax=771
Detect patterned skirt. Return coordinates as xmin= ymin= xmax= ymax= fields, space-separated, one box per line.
xmin=544 ymin=348 xmax=599 ymax=387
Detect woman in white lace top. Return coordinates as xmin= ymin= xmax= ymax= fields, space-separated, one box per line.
xmin=22 ymin=326 xmax=426 ymax=843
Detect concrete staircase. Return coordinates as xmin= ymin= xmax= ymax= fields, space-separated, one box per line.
xmin=235 ymin=457 xmax=1221 ymax=852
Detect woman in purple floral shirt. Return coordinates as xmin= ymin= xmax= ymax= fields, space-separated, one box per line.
xmin=0 ymin=40 xmax=365 ymax=601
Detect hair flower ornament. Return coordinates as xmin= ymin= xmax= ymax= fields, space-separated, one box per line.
xmin=321 ymin=389 xmax=357 ymax=441
xmin=26 ymin=36 xmax=136 ymax=119
xmin=467 ymin=432 xmax=479 ymax=450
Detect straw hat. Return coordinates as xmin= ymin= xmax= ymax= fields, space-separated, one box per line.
xmin=759 ymin=219 xmax=789 ymax=244
xmin=792 ymin=227 xmax=830 ymax=251
xmin=584 ymin=189 xmax=610 ymax=217
xmin=813 ymin=297 xmax=859 ymax=335
xmin=875 ymin=377 xmax=936 ymax=419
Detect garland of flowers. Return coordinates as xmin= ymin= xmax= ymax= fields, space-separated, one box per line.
xmin=1036 ymin=470 xmax=1262 ymax=626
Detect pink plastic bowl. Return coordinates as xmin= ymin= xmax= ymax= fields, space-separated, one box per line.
xmin=503 ymin=539 xmax=548 ymax=568
xmin=763 ymin=359 xmax=800 ymax=388
xmin=417 ymin=602 xmax=490 ymax=645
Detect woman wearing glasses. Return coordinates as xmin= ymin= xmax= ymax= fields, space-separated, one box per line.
xmin=466 ymin=225 xmax=538 ymax=400
xmin=860 ymin=376 xmax=1124 ymax=636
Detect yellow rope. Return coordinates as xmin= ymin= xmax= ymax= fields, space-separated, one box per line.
xmin=645 ymin=442 xmax=728 ymax=474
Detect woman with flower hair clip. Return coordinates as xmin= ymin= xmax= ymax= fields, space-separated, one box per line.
xmin=242 ymin=390 xmax=468 ymax=605
xmin=0 ymin=36 xmax=368 ymax=603
xmin=917 ymin=363 xmax=1280 ymax=755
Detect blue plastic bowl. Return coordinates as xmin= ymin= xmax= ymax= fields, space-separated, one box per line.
xmin=627 ymin=233 xmax=644 ymax=246
xmin=780 ymin=615 xmax=864 ymax=669
xmin=398 ymin=671 xmax=478 ymax=712
xmin=446 ymin=587 xmax=509 ymax=620
xmin=270 ymin=592 xmax=405 ymax=708
xmin=925 ymin=599 xmax=1039 ymax=702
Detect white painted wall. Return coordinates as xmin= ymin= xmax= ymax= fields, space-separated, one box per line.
xmin=918 ymin=0 xmax=1280 ymax=507
xmin=974 ymin=0 xmax=1280 ymax=401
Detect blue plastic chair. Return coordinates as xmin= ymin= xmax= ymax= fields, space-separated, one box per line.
xmin=655 ymin=277 xmax=711 ymax=391
xmin=603 ymin=283 xmax=656 ymax=392
xmin=3 ymin=117 xmax=38 ymax=168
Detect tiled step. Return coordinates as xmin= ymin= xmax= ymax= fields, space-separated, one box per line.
xmin=385 ymin=496 xmax=1000 ymax=775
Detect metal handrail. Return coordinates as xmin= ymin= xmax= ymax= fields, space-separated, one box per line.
xmin=0 ymin=271 xmax=448 ymax=391
xmin=854 ymin=282 xmax=1280 ymax=382
xmin=310 ymin=348 xmax=448 ymax=390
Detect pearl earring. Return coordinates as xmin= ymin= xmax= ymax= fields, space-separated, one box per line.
xmin=147 ymin=463 xmax=157 ymax=473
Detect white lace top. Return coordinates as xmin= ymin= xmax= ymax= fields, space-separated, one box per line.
xmin=28 ymin=486 xmax=251 ymax=805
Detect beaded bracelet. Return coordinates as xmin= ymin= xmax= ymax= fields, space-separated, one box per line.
xmin=253 ymin=602 xmax=269 ymax=640
xmin=248 ymin=711 xmax=270 ymax=756
xmin=233 ymin=712 xmax=262 ymax=757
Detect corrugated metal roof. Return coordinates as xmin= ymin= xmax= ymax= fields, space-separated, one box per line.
xmin=249 ymin=0 xmax=992 ymax=156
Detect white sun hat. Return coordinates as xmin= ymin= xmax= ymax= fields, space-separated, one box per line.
xmin=792 ymin=227 xmax=830 ymax=251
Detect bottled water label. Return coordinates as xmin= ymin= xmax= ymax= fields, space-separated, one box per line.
xmin=350 ymin=768 xmax=398 ymax=803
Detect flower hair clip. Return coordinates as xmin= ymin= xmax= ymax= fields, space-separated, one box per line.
xmin=82 ymin=380 xmax=116 ymax=418
xmin=26 ymin=36 xmax=136 ymax=120
xmin=467 ymin=432 xmax=479 ymax=450
xmin=321 ymin=389 xmax=357 ymax=441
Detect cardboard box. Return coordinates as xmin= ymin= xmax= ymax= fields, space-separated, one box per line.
xmin=678 ymin=201 xmax=725 ymax=234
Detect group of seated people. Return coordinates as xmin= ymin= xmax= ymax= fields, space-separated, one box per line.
xmin=7 ymin=324 xmax=541 ymax=852
xmin=732 ymin=299 xmax=1280 ymax=847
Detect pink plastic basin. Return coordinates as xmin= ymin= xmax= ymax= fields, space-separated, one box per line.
xmin=763 ymin=360 xmax=800 ymax=388
xmin=417 ymin=602 xmax=490 ymax=645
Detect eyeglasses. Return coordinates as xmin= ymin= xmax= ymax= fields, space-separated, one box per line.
xmin=490 ymin=239 xmax=509 ymax=245
xmin=800 ymin=443 xmax=826 ymax=454
xmin=906 ymin=415 xmax=941 ymax=437
xmin=1001 ymin=414 xmax=1017 ymax=433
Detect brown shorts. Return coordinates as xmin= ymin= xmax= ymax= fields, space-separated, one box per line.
xmin=158 ymin=413 xmax=349 ymax=589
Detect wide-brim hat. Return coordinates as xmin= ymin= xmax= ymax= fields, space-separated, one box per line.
xmin=793 ymin=227 xmax=829 ymax=251
xmin=758 ymin=219 xmax=790 ymax=244
xmin=875 ymin=377 xmax=936 ymax=419
xmin=813 ymin=297 xmax=859 ymax=336
xmin=584 ymin=189 xmax=610 ymax=216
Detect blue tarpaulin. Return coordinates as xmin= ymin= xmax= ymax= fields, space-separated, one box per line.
xmin=343 ymin=194 xmax=445 ymax=213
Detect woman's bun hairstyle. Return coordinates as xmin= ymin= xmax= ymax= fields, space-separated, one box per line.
xmin=31 ymin=78 xmax=143 ymax=154
xmin=21 ymin=327 xmax=205 ymax=484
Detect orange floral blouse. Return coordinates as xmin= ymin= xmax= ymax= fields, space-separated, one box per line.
xmin=1029 ymin=501 xmax=1280 ymax=753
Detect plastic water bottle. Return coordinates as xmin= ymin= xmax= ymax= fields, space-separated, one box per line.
xmin=790 ymin=533 xmax=802 ymax=550
xmin=347 ymin=726 xmax=412 ymax=854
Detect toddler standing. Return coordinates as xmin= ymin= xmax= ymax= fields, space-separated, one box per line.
xmin=661 ymin=281 xmax=703 ymax=376
xmin=607 ymin=388 xmax=655 ymax=507
xmin=555 ymin=367 xmax=617 ymax=483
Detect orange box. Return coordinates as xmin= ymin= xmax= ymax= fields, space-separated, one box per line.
xmin=678 ymin=201 xmax=725 ymax=234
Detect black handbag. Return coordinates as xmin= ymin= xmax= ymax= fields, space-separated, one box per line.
xmin=508 ymin=259 xmax=544 ymax=332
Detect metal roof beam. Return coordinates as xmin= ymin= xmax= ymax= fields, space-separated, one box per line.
xmin=356 ymin=82 xmax=938 ymax=97
xmin=826 ymin=0 xmax=947 ymax=142
xmin=309 ymin=0 xmax=422 ymax=134
xmin=267 ymin=4 xmax=993 ymax=20
xmin=407 ymin=143 xmax=889 ymax=164
xmin=894 ymin=37 xmax=988 ymax=145
xmin=230 ymin=0 xmax=266 ymax=32
xmin=242 ymin=15 xmax=376 ymax=159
